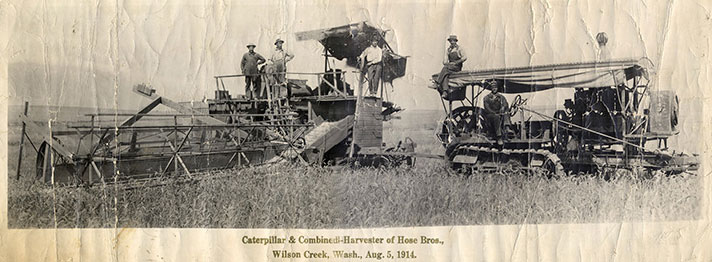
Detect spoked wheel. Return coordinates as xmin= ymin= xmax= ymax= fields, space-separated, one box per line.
xmin=36 ymin=142 xmax=53 ymax=182
xmin=438 ymin=106 xmax=488 ymax=143
xmin=509 ymin=95 xmax=526 ymax=117
xmin=36 ymin=142 xmax=78 ymax=184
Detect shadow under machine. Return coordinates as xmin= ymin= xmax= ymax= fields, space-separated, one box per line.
xmin=17 ymin=22 xmax=412 ymax=185
xmin=434 ymin=59 xmax=699 ymax=176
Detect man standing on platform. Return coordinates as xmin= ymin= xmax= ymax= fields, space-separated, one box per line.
xmin=270 ymin=38 xmax=294 ymax=85
xmin=241 ymin=43 xmax=266 ymax=99
xmin=359 ymin=36 xmax=383 ymax=96
xmin=435 ymin=35 xmax=467 ymax=98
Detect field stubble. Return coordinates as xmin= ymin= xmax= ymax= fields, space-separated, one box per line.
xmin=6 ymin=109 xmax=702 ymax=228
xmin=8 ymin=160 xmax=700 ymax=228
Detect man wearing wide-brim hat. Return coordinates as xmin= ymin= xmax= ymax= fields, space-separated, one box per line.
xmin=269 ymin=38 xmax=295 ymax=85
xmin=435 ymin=35 xmax=468 ymax=98
xmin=241 ymin=43 xmax=266 ymax=99
xmin=596 ymin=32 xmax=611 ymax=61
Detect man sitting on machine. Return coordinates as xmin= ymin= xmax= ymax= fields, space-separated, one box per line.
xmin=483 ymin=80 xmax=510 ymax=145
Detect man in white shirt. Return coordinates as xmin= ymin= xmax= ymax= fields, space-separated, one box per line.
xmin=270 ymin=38 xmax=294 ymax=85
xmin=359 ymin=36 xmax=383 ymax=95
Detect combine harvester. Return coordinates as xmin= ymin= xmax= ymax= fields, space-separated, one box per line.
xmin=434 ymin=58 xmax=700 ymax=177
xmin=16 ymin=22 xmax=416 ymax=186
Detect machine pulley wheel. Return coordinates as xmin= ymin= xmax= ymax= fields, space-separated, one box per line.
xmin=36 ymin=142 xmax=78 ymax=184
xmin=439 ymin=106 xmax=487 ymax=140
xmin=509 ymin=95 xmax=526 ymax=117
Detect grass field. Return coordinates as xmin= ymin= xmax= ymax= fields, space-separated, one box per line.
xmin=7 ymin=161 xmax=701 ymax=228
xmin=6 ymin=109 xmax=702 ymax=228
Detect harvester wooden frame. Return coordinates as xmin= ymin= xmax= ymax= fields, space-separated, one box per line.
xmin=17 ymin=91 xmax=312 ymax=185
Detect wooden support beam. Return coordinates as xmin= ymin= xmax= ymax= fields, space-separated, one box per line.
xmin=240 ymin=152 xmax=250 ymax=165
xmin=90 ymin=161 xmax=103 ymax=180
xmin=350 ymin=72 xmax=364 ymax=158
xmin=159 ymin=128 xmax=193 ymax=175
xmin=16 ymin=102 xmax=29 ymax=180
xmin=318 ymin=75 xmax=347 ymax=97
xmin=226 ymin=152 xmax=238 ymax=168
xmin=41 ymin=144 xmax=51 ymax=183
xmin=175 ymin=154 xmax=192 ymax=178
xmin=94 ymin=97 xmax=163 ymax=149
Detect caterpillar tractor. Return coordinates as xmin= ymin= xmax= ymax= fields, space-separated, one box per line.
xmin=432 ymin=58 xmax=699 ymax=176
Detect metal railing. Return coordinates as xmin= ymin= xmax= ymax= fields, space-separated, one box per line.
xmin=213 ymin=70 xmax=363 ymax=100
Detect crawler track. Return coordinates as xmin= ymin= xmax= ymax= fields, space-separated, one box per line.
xmin=447 ymin=143 xmax=565 ymax=177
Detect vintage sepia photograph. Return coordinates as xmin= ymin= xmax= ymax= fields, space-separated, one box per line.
xmin=5 ymin=0 xmax=704 ymax=233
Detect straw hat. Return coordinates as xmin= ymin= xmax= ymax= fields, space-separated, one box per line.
xmin=596 ymin=32 xmax=608 ymax=45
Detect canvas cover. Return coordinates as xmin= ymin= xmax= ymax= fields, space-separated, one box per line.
xmin=296 ymin=21 xmax=385 ymax=60
xmin=296 ymin=21 xmax=408 ymax=82
xmin=435 ymin=58 xmax=651 ymax=93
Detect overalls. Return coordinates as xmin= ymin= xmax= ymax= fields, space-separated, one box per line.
xmin=437 ymin=47 xmax=464 ymax=92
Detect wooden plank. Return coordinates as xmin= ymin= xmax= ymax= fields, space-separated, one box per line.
xmin=358 ymin=123 xmax=383 ymax=127
xmin=158 ymin=97 xmax=226 ymax=126
xmin=175 ymin=154 xmax=193 ymax=178
xmin=355 ymin=127 xmax=382 ymax=132
xmin=354 ymin=138 xmax=382 ymax=144
xmin=95 ymin=97 xmax=163 ymax=147
xmin=359 ymin=132 xmax=381 ymax=138
xmin=132 ymin=87 xmax=254 ymax=137
xmin=354 ymin=134 xmax=381 ymax=140
xmin=118 ymin=97 xmax=163 ymax=127
xmin=357 ymin=117 xmax=382 ymax=122
xmin=308 ymin=115 xmax=354 ymax=150
xmin=358 ymin=118 xmax=382 ymax=122
xmin=356 ymin=122 xmax=382 ymax=127
xmin=16 ymin=102 xmax=29 ymax=180
xmin=357 ymin=132 xmax=383 ymax=138
xmin=354 ymin=134 xmax=382 ymax=140
xmin=355 ymin=139 xmax=381 ymax=144
xmin=265 ymin=115 xmax=354 ymax=164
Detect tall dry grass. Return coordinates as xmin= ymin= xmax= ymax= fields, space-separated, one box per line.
xmin=8 ymin=160 xmax=700 ymax=228
xmin=6 ymin=109 xmax=701 ymax=228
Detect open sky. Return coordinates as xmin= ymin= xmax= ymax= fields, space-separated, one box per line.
xmin=5 ymin=0 xmax=707 ymax=116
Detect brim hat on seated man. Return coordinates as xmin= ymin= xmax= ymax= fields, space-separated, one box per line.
xmin=596 ymin=32 xmax=608 ymax=45
xmin=447 ymin=35 xmax=458 ymax=42
xmin=246 ymin=43 xmax=256 ymax=47
xmin=275 ymin=38 xmax=284 ymax=45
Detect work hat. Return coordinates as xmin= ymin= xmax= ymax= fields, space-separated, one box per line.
xmin=274 ymin=38 xmax=284 ymax=45
xmin=447 ymin=35 xmax=458 ymax=42
xmin=487 ymin=79 xmax=499 ymax=88
xmin=246 ymin=43 xmax=256 ymax=47
xmin=596 ymin=32 xmax=608 ymax=45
